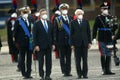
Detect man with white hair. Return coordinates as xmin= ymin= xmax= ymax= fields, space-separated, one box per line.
xmin=70 ymin=9 xmax=91 ymax=79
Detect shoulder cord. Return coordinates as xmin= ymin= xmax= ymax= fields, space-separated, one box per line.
xmin=56 ymin=17 xmax=63 ymax=31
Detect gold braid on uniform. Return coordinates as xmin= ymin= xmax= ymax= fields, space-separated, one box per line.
xmin=56 ymin=17 xmax=63 ymax=31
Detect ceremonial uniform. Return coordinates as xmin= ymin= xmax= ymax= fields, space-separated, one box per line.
xmin=92 ymin=2 xmax=115 ymax=75
xmin=14 ymin=7 xmax=34 ymax=79
xmin=54 ymin=3 xmax=73 ymax=76
xmin=7 ymin=9 xmax=19 ymax=62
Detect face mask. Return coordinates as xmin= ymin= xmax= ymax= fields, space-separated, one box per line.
xmin=11 ymin=13 xmax=17 ymax=18
xmin=29 ymin=10 xmax=31 ymax=14
xmin=35 ymin=12 xmax=40 ymax=17
xmin=103 ymin=10 xmax=109 ymax=15
xmin=22 ymin=14 xmax=28 ymax=19
xmin=78 ymin=15 xmax=83 ymax=20
xmin=61 ymin=10 xmax=68 ymax=15
xmin=41 ymin=14 xmax=48 ymax=20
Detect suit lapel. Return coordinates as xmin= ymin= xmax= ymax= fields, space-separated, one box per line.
xmin=40 ymin=20 xmax=49 ymax=33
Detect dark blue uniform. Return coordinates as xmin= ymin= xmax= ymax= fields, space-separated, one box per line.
xmin=54 ymin=15 xmax=73 ymax=76
xmin=92 ymin=14 xmax=115 ymax=75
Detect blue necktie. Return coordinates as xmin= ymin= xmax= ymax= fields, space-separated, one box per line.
xmin=44 ymin=21 xmax=48 ymax=33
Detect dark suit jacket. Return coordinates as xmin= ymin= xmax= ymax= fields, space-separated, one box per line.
xmin=54 ymin=15 xmax=73 ymax=46
xmin=70 ymin=19 xmax=91 ymax=47
xmin=33 ymin=20 xmax=53 ymax=49
xmin=14 ymin=16 xmax=34 ymax=50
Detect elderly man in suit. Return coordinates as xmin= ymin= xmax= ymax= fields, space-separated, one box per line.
xmin=70 ymin=9 xmax=92 ymax=79
xmin=33 ymin=8 xmax=55 ymax=80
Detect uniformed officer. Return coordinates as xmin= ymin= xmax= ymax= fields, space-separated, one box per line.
xmin=7 ymin=9 xmax=19 ymax=63
xmin=51 ymin=7 xmax=61 ymax=59
xmin=54 ymin=3 xmax=73 ymax=76
xmin=14 ymin=6 xmax=34 ymax=79
xmin=92 ymin=2 xmax=115 ymax=75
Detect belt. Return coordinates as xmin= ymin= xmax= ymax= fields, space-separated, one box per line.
xmin=98 ymin=28 xmax=111 ymax=31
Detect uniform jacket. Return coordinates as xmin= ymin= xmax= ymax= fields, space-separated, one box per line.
xmin=70 ymin=19 xmax=91 ymax=47
xmin=14 ymin=16 xmax=34 ymax=50
xmin=54 ymin=15 xmax=73 ymax=46
xmin=92 ymin=14 xmax=113 ymax=42
xmin=6 ymin=17 xmax=17 ymax=54
xmin=33 ymin=20 xmax=54 ymax=49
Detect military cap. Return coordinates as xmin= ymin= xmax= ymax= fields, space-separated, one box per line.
xmin=8 ymin=9 xmax=16 ymax=14
xmin=59 ymin=3 xmax=69 ymax=10
xmin=19 ymin=6 xmax=29 ymax=13
xmin=100 ymin=2 xmax=110 ymax=9
xmin=52 ymin=7 xmax=59 ymax=13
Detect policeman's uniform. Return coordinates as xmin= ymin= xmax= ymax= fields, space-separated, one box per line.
xmin=92 ymin=2 xmax=115 ymax=75
xmin=7 ymin=9 xmax=19 ymax=62
xmin=54 ymin=3 xmax=73 ymax=76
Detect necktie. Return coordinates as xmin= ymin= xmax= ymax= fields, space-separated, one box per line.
xmin=65 ymin=16 xmax=69 ymax=23
xmin=79 ymin=20 xmax=82 ymax=25
xmin=44 ymin=21 xmax=48 ymax=33
xmin=24 ymin=18 xmax=29 ymax=26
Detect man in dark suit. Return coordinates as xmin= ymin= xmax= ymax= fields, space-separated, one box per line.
xmin=33 ymin=8 xmax=55 ymax=80
xmin=71 ymin=9 xmax=91 ymax=79
xmin=54 ymin=3 xmax=73 ymax=76
xmin=14 ymin=6 xmax=34 ymax=79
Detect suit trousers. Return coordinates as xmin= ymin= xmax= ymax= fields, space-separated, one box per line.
xmin=74 ymin=45 xmax=88 ymax=77
xmin=20 ymin=50 xmax=32 ymax=77
xmin=37 ymin=47 xmax=52 ymax=78
xmin=59 ymin=45 xmax=71 ymax=75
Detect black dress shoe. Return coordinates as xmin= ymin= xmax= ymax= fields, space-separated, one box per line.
xmin=64 ymin=74 xmax=72 ymax=77
xmin=106 ymin=72 xmax=115 ymax=75
xmin=45 ymin=76 xmax=52 ymax=80
xmin=83 ymin=76 xmax=88 ymax=79
xmin=77 ymin=76 xmax=81 ymax=79
xmin=40 ymin=77 xmax=44 ymax=80
xmin=23 ymin=76 xmax=33 ymax=79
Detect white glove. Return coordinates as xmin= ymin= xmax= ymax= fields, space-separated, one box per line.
xmin=92 ymin=39 xmax=97 ymax=45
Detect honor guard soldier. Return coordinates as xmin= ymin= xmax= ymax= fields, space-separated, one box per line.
xmin=54 ymin=3 xmax=73 ymax=76
xmin=14 ymin=6 xmax=34 ymax=79
xmin=51 ymin=7 xmax=61 ymax=59
xmin=92 ymin=2 xmax=115 ymax=75
xmin=7 ymin=9 xmax=19 ymax=62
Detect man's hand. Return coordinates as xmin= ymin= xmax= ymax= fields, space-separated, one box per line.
xmin=71 ymin=45 xmax=75 ymax=49
xmin=52 ymin=45 xmax=56 ymax=51
xmin=34 ymin=46 xmax=40 ymax=52
xmin=88 ymin=43 xmax=92 ymax=49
